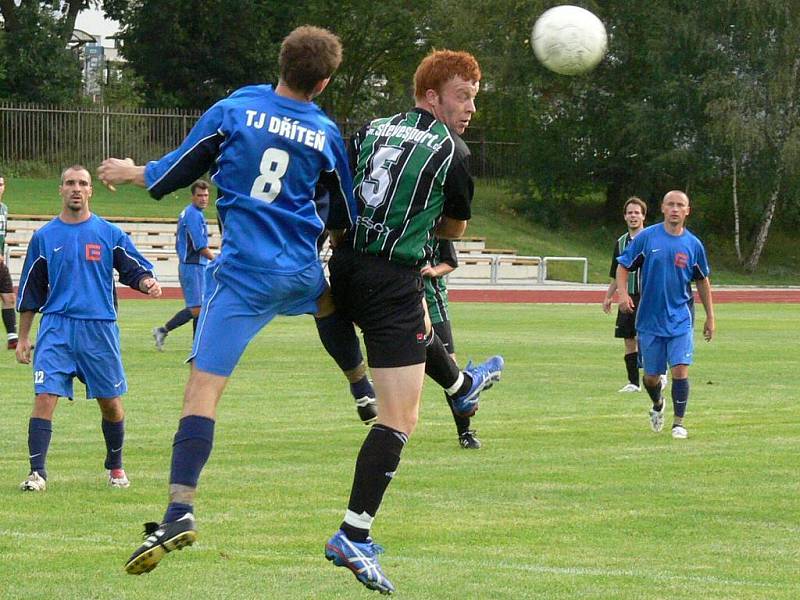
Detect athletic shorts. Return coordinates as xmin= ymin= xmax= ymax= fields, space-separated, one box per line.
xmin=329 ymin=247 xmax=426 ymax=368
xmin=179 ymin=263 xmax=205 ymax=308
xmin=0 ymin=260 xmax=13 ymax=294
xmin=33 ymin=313 xmax=126 ymax=399
xmin=614 ymin=294 xmax=639 ymax=339
xmin=190 ymin=258 xmax=326 ymax=377
xmin=432 ymin=319 xmax=455 ymax=354
xmin=638 ymin=330 xmax=694 ymax=375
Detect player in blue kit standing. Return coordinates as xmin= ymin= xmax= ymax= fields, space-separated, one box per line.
xmin=15 ymin=165 xmax=161 ymax=492
xmin=97 ymin=26 xmax=356 ymax=574
xmin=616 ymin=190 xmax=715 ymax=440
xmin=152 ymin=180 xmax=214 ymax=350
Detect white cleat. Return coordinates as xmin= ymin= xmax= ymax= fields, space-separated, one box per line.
xmin=649 ymin=401 xmax=665 ymax=433
xmin=20 ymin=471 xmax=47 ymax=492
xmin=109 ymin=468 xmax=130 ymax=488
xmin=618 ymin=383 xmax=641 ymax=393
xmin=671 ymin=425 xmax=688 ymax=439
xmin=659 ymin=374 xmax=668 ymax=391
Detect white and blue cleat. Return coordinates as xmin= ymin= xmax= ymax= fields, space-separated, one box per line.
xmin=450 ymin=355 xmax=505 ymax=417
xmin=325 ymin=529 xmax=395 ymax=595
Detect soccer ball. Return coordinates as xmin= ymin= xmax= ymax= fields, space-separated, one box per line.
xmin=531 ymin=5 xmax=607 ymax=76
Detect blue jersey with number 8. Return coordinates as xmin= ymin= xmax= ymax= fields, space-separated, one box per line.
xmin=144 ymin=84 xmax=355 ymax=273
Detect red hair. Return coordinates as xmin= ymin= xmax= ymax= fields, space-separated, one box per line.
xmin=414 ymin=50 xmax=481 ymax=101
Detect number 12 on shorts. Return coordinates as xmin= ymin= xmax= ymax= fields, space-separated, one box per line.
xmin=250 ymin=148 xmax=290 ymax=202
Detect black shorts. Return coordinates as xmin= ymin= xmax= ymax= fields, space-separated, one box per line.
xmin=432 ymin=319 xmax=455 ymax=354
xmin=614 ymin=294 xmax=639 ymax=339
xmin=0 ymin=260 xmax=13 ymax=294
xmin=329 ymin=247 xmax=426 ymax=368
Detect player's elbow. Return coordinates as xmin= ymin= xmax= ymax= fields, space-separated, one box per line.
xmin=436 ymin=218 xmax=467 ymax=240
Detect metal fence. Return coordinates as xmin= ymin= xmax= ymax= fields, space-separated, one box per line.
xmin=0 ymin=102 xmax=520 ymax=179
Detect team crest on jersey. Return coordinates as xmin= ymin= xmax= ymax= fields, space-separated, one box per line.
xmin=674 ymin=252 xmax=689 ymax=268
xmin=85 ymin=243 xmax=102 ymax=261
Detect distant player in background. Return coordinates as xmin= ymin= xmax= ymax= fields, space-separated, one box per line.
xmin=152 ymin=180 xmax=215 ymax=350
xmin=602 ymin=197 xmax=667 ymax=392
xmin=323 ymin=49 xmax=504 ymax=595
xmin=0 ymin=172 xmax=19 ymax=349
xmin=15 ymin=165 xmax=161 ymax=492
xmin=616 ymin=190 xmax=715 ymax=440
xmin=98 ymin=26 xmax=356 ymax=575
xmin=422 ymin=237 xmax=482 ymax=449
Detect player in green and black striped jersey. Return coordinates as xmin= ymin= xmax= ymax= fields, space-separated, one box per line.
xmin=422 ymin=237 xmax=481 ymax=449
xmin=603 ymin=196 xmax=664 ymax=393
xmin=0 ymin=173 xmax=19 ymax=349
xmin=325 ymin=50 xmax=504 ymax=594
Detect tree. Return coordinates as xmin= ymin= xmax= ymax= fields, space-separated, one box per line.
xmin=0 ymin=3 xmax=83 ymax=103
xmin=702 ymin=1 xmax=800 ymax=271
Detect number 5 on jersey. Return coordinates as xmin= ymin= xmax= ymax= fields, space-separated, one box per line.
xmin=250 ymin=148 xmax=290 ymax=202
xmin=362 ymin=145 xmax=403 ymax=208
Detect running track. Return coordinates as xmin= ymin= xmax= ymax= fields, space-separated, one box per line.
xmin=117 ymin=287 xmax=800 ymax=303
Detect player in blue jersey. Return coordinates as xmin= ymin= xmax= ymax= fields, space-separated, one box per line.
xmin=97 ymin=26 xmax=356 ymax=575
xmin=15 ymin=165 xmax=161 ymax=492
xmin=152 ymin=180 xmax=215 ymax=350
xmin=616 ymin=190 xmax=715 ymax=440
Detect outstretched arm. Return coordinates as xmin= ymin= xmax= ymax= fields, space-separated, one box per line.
xmin=96 ymin=158 xmax=146 ymax=191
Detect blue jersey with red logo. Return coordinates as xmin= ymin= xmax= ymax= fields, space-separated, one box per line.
xmin=16 ymin=214 xmax=155 ymax=320
xmin=176 ymin=203 xmax=209 ymax=265
xmin=144 ymin=84 xmax=355 ymax=274
xmin=617 ymin=223 xmax=709 ymax=336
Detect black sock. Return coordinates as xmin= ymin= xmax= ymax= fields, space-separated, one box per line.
xmin=445 ymin=393 xmax=471 ymax=434
xmin=2 ymin=308 xmax=16 ymax=335
xmin=341 ymin=424 xmax=407 ymax=542
xmin=424 ymin=331 xmax=460 ymax=389
xmin=165 ymin=308 xmax=193 ymax=332
xmin=643 ymin=380 xmax=662 ymax=406
xmin=624 ymin=352 xmax=639 ymax=386
xmin=315 ymin=312 xmax=363 ymax=372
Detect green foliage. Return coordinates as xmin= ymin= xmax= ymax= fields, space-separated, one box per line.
xmin=1 ymin=302 xmax=798 ymax=598
xmin=0 ymin=4 xmax=83 ymax=103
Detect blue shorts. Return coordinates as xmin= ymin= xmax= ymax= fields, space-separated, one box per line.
xmin=179 ymin=263 xmax=206 ymax=308
xmin=638 ymin=331 xmax=694 ymax=375
xmin=33 ymin=313 xmax=127 ymax=399
xmin=189 ymin=258 xmax=326 ymax=376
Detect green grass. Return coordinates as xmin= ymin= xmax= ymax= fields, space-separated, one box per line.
xmin=0 ymin=301 xmax=797 ymax=598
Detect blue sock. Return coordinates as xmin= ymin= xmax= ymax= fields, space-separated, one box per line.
xmin=350 ymin=376 xmax=374 ymax=400
xmin=163 ymin=502 xmax=194 ymax=524
xmin=28 ymin=417 xmax=52 ymax=479
xmin=102 ymin=419 xmax=125 ymax=470
xmin=672 ymin=378 xmax=689 ymax=418
xmin=315 ymin=312 xmax=363 ymax=372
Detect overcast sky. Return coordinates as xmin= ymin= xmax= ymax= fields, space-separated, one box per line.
xmin=75 ymin=7 xmax=120 ymax=39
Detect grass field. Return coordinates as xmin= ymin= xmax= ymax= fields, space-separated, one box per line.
xmin=0 ymin=301 xmax=797 ymax=599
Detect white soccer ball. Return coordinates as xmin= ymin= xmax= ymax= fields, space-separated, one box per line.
xmin=531 ymin=5 xmax=608 ymax=76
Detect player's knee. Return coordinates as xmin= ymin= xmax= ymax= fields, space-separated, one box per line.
xmin=32 ymin=393 xmax=58 ymax=419
xmin=97 ymin=398 xmax=124 ymax=421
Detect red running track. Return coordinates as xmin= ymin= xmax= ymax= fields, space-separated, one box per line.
xmin=116 ymin=287 xmax=800 ymax=303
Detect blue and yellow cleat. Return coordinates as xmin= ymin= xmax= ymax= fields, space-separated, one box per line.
xmin=450 ymin=355 xmax=505 ymax=417
xmin=325 ymin=529 xmax=395 ymax=595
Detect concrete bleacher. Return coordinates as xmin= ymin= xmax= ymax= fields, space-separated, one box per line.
xmin=3 ymin=218 xmax=587 ymax=287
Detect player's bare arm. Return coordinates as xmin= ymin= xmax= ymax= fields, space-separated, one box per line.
xmin=615 ymin=264 xmax=635 ymax=312
xmin=696 ymin=277 xmax=715 ymax=341
xmin=603 ymin=281 xmax=618 ymax=313
xmin=435 ymin=216 xmax=467 ymax=239
xmin=15 ymin=310 xmax=35 ymax=364
xmin=96 ymin=158 xmax=146 ymax=191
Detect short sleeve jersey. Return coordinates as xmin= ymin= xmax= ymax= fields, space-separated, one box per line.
xmin=0 ymin=202 xmax=8 ymax=254
xmin=176 ymin=203 xmax=209 ymax=265
xmin=144 ymin=84 xmax=356 ymax=274
xmin=16 ymin=215 xmax=155 ymax=320
xmin=609 ymin=231 xmax=641 ymax=295
xmin=349 ymin=108 xmax=473 ymax=267
xmin=424 ymin=238 xmax=459 ymax=325
xmin=617 ymin=223 xmax=710 ymax=336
